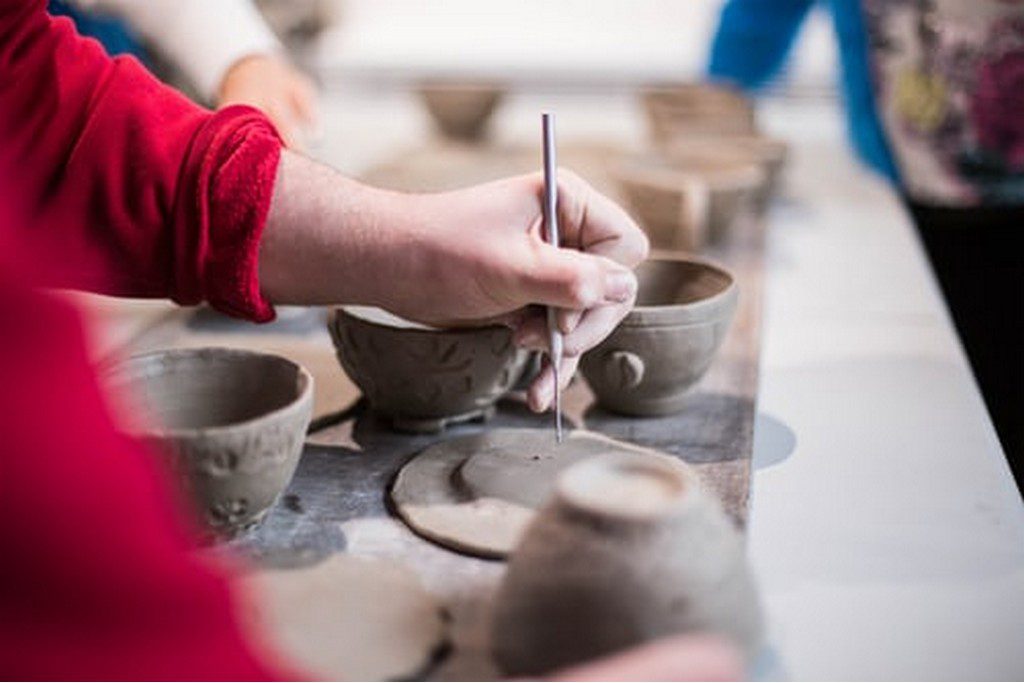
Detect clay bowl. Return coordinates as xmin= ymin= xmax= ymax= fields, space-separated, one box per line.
xmin=328 ymin=306 xmax=527 ymax=433
xmin=492 ymin=455 xmax=763 ymax=675
xmin=418 ymin=84 xmax=504 ymax=142
xmin=616 ymin=152 xmax=764 ymax=247
xmin=666 ymin=135 xmax=788 ymax=212
xmin=108 ymin=348 xmax=313 ymax=539
xmin=580 ymin=256 xmax=737 ymax=416
xmin=643 ymin=83 xmax=757 ymax=145
xmin=613 ymin=161 xmax=710 ymax=251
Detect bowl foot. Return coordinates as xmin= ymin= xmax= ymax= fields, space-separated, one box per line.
xmin=388 ymin=406 xmax=496 ymax=434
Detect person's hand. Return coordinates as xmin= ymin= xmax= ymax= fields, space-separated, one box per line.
xmin=388 ymin=170 xmax=649 ymax=411
xmin=259 ymin=154 xmax=648 ymax=411
xmin=218 ymin=54 xmax=318 ymax=151
xmin=546 ymin=634 xmax=742 ymax=681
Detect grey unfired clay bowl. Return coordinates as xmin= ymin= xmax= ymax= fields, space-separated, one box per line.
xmin=419 ymin=85 xmax=503 ymax=142
xmin=643 ymin=84 xmax=757 ymax=144
xmin=580 ymin=256 xmax=737 ymax=416
xmin=110 ymin=348 xmax=313 ymax=539
xmin=492 ymin=455 xmax=764 ymax=675
xmin=329 ymin=306 xmax=527 ymax=433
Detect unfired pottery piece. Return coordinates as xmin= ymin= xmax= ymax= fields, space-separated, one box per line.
xmin=419 ymin=84 xmax=504 ymax=142
xmin=643 ymin=83 xmax=757 ymax=144
xmin=390 ymin=427 xmax=683 ymax=558
xmin=492 ymin=456 xmax=763 ymax=675
xmin=108 ymin=348 xmax=313 ymax=538
xmin=667 ymin=134 xmax=789 ymax=209
xmin=615 ymin=153 xmax=763 ymax=248
xmin=613 ymin=162 xmax=710 ymax=251
xmin=241 ymin=554 xmax=448 ymax=680
xmin=329 ymin=307 xmax=527 ymax=433
xmin=580 ymin=256 xmax=737 ymax=416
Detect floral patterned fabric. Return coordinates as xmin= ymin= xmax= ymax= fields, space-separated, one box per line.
xmin=864 ymin=0 xmax=1024 ymax=205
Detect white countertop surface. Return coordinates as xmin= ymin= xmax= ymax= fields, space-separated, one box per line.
xmin=309 ymin=88 xmax=1024 ymax=679
xmin=748 ymin=99 xmax=1024 ymax=680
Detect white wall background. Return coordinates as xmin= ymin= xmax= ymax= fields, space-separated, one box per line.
xmin=314 ymin=0 xmax=838 ymax=91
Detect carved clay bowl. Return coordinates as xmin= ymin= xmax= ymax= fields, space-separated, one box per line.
xmin=643 ymin=83 xmax=757 ymax=144
xmin=329 ymin=306 xmax=527 ymax=433
xmin=492 ymin=455 xmax=764 ymax=675
xmin=108 ymin=348 xmax=313 ymax=539
xmin=580 ymin=256 xmax=737 ymax=416
xmin=418 ymin=84 xmax=504 ymax=142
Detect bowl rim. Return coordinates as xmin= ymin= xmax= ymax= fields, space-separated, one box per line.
xmin=333 ymin=306 xmax=510 ymax=337
xmin=107 ymin=347 xmax=314 ymax=438
xmin=623 ymin=253 xmax=739 ymax=327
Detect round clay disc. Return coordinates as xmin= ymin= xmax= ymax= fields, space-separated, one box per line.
xmin=240 ymin=554 xmax=447 ymax=680
xmin=390 ymin=428 xmax=685 ymax=558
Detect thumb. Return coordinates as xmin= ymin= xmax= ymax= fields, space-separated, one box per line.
xmin=519 ymin=246 xmax=637 ymax=310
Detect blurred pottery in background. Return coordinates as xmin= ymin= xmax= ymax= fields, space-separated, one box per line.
xmin=329 ymin=306 xmax=526 ymax=433
xmin=108 ymin=348 xmax=313 ymax=538
xmin=643 ymin=83 xmax=756 ymax=144
xmin=492 ymin=455 xmax=763 ymax=675
xmin=580 ymin=256 xmax=737 ymax=416
xmin=419 ymin=84 xmax=504 ymax=142
xmin=613 ymin=161 xmax=710 ymax=251
xmin=666 ymin=134 xmax=788 ymax=212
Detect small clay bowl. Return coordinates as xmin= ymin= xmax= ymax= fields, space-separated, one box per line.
xmin=580 ymin=256 xmax=737 ymax=416
xmin=616 ymin=153 xmax=763 ymax=247
xmin=108 ymin=348 xmax=313 ymax=539
xmin=419 ymin=84 xmax=504 ymax=142
xmin=666 ymin=135 xmax=788 ymax=213
xmin=613 ymin=162 xmax=710 ymax=251
xmin=492 ymin=455 xmax=763 ymax=675
xmin=643 ymin=83 xmax=757 ymax=144
xmin=328 ymin=306 xmax=527 ymax=433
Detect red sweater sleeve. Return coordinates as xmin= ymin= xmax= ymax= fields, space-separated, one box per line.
xmin=0 ymin=0 xmax=281 ymax=321
xmin=0 ymin=198 xmax=302 ymax=677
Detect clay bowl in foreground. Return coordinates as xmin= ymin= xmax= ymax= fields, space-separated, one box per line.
xmin=580 ymin=256 xmax=737 ymax=416
xmin=418 ymin=84 xmax=504 ymax=142
xmin=492 ymin=455 xmax=764 ymax=675
xmin=329 ymin=306 xmax=527 ymax=433
xmin=108 ymin=348 xmax=313 ymax=539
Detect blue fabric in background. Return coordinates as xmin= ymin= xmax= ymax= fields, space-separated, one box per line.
xmin=48 ymin=0 xmax=148 ymax=63
xmin=707 ymin=0 xmax=899 ymax=184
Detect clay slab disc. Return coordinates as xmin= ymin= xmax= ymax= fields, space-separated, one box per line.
xmin=390 ymin=428 xmax=686 ymax=559
xmin=241 ymin=555 xmax=448 ymax=680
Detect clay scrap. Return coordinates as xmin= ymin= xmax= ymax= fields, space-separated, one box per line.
xmin=389 ymin=427 xmax=689 ymax=558
xmin=240 ymin=554 xmax=449 ymax=680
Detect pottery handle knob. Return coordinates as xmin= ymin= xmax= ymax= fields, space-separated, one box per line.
xmin=606 ymin=350 xmax=645 ymax=390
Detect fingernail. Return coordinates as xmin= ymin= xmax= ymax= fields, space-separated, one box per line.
xmin=530 ymin=380 xmax=553 ymax=412
xmin=604 ymin=270 xmax=637 ymax=303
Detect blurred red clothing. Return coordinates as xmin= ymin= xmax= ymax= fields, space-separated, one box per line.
xmin=0 ymin=1 xmax=295 ymax=678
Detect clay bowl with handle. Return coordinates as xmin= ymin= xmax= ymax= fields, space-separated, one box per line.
xmin=418 ymin=83 xmax=504 ymax=142
xmin=492 ymin=455 xmax=764 ymax=675
xmin=328 ymin=306 xmax=527 ymax=433
xmin=579 ymin=255 xmax=737 ymax=416
xmin=107 ymin=347 xmax=313 ymax=539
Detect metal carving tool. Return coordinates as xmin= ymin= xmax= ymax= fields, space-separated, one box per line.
xmin=541 ymin=112 xmax=563 ymax=443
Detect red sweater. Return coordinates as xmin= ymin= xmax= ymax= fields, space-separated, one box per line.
xmin=1 ymin=1 xmax=295 ymax=678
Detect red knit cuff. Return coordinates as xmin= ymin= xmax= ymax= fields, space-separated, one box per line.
xmin=174 ymin=106 xmax=283 ymax=322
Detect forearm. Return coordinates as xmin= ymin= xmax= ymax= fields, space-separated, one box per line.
xmin=258 ymin=151 xmax=427 ymax=310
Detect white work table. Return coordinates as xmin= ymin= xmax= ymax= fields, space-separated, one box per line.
xmin=749 ymin=99 xmax=1024 ymax=680
xmin=311 ymin=89 xmax=1024 ymax=679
